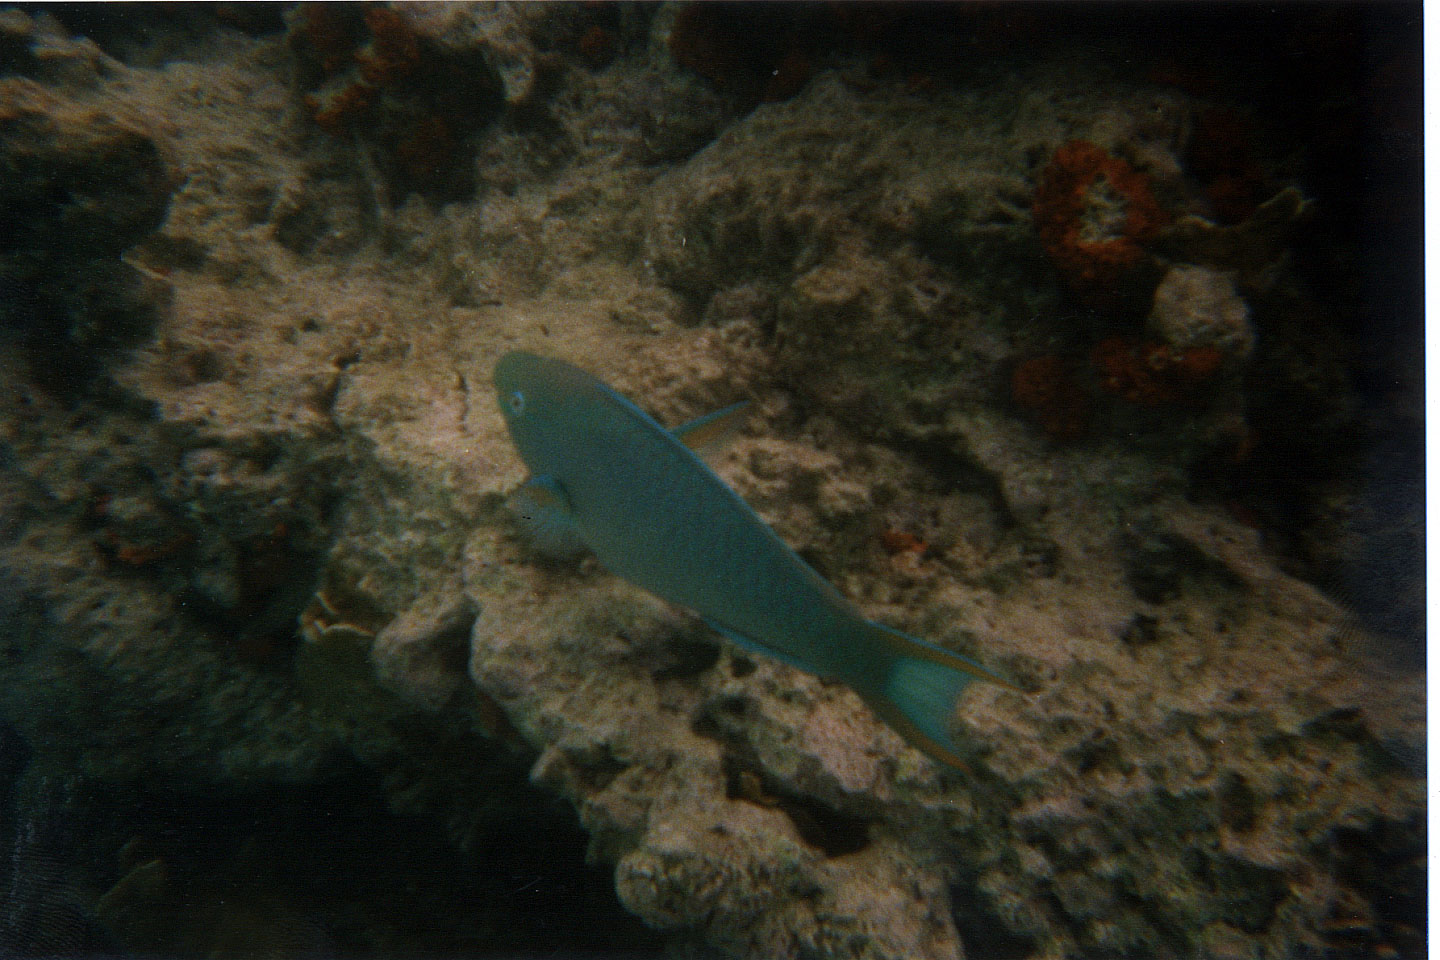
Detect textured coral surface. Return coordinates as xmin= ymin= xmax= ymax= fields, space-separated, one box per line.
xmin=0 ymin=4 xmax=1422 ymax=960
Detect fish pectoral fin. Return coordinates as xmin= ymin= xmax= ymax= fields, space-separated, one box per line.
xmin=673 ymin=401 xmax=751 ymax=460
xmin=508 ymin=474 xmax=587 ymax=558
xmin=858 ymin=621 xmax=1020 ymax=772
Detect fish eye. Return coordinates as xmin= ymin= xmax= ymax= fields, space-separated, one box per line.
xmin=506 ymin=390 xmax=526 ymax=416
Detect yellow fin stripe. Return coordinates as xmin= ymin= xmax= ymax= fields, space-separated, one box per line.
xmin=674 ymin=401 xmax=751 ymax=454
xmin=861 ymin=693 xmax=972 ymax=772
xmin=867 ymin=621 xmax=1024 ymax=692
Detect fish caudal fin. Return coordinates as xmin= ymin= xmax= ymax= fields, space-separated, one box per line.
xmin=857 ymin=621 xmax=1016 ymax=771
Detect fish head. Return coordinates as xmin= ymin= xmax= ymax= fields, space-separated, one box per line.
xmin=494 ymin=350 xmax=545 ymax=420
xmin=493 ymin=350 xmax=603 ymax=479
xmin=495 ymin=350 xmax=554 ymax=470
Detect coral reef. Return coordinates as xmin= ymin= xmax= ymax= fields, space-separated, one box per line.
xmin=0 ymin=5 xmax=1421 ymax=960
xmin=1010 ymin=262 xmax=1254 ymax=447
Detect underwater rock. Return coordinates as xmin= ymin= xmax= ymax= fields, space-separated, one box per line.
xmin=402 ymin=3 xmax=561 ymax=115
xmin=1156 ymin=185 xmax=1313 ymax=273
xmin=0 ymin=7 xmax=113 ymax=86
xmin=0 ymin=74 xmax=176 ymax=385
xmin=372 ymin=592 xmax=478 ymax=711
xmin=288 ymin=3 xmax=506 ymax=202
xmin=0 ymin=81 xmax=172 ymax=248
xmin=1147 ymin=264 xmax=1254 ymax=362
xmin=1010 ymin=353 xmax=1091 ymax=442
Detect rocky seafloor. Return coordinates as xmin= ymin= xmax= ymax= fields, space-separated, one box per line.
xmin=0 ymin=4 xmax=1423 ymax=959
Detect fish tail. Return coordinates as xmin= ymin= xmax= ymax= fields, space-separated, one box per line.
xmin=856 ymin=621 xmax=1016 ymax=771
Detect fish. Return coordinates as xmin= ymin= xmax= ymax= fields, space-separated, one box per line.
xmin=493 ymin=351 xmax=1015 ymax=770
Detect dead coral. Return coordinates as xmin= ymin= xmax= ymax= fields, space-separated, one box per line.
xmin=1147 ymin=263 xmax=1254 ymax=361
xmin=371 ymin=592 xmax=477 ymax=712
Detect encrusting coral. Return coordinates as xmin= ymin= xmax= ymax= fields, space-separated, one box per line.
xmin=1032 ymin=139 xmax=1166 ymax=307
xmin=1090 ymin=336 xmax=1224 ymax=407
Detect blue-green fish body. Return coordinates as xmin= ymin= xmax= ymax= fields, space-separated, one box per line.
xmin=494 ymin=351 xmax=1011 ymax=769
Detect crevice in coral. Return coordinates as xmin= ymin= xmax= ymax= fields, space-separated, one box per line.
xmin=889 ymin=437 xmax=1015 ymax=529
xmin=719 ymin=754 xmax=871 ymax=858
xmin=948 ymin=871 xmax=1040 ymax=960
xmin=1320 ymin=815 xmax=1425 ymax=959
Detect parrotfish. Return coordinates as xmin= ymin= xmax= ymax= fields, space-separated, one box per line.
xmin=493 ymin=351 xmax=1014 ymax=769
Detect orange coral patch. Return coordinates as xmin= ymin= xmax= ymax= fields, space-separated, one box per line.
xmin=1092 ymin=337 xmax=1223 ymax=406
xmin=1033 ymin=141 xmax=1166 ymax=298
xmin=356 ymin=7 xmax=421 ymax=87
xmin=880 ymin=530 xmax=927 ymax=556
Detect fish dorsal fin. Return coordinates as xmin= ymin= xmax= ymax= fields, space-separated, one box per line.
xmin=508 ymin=474 xmax=587 ymax=558
xmin=673 ymin=401 xmax=751 ymax=460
